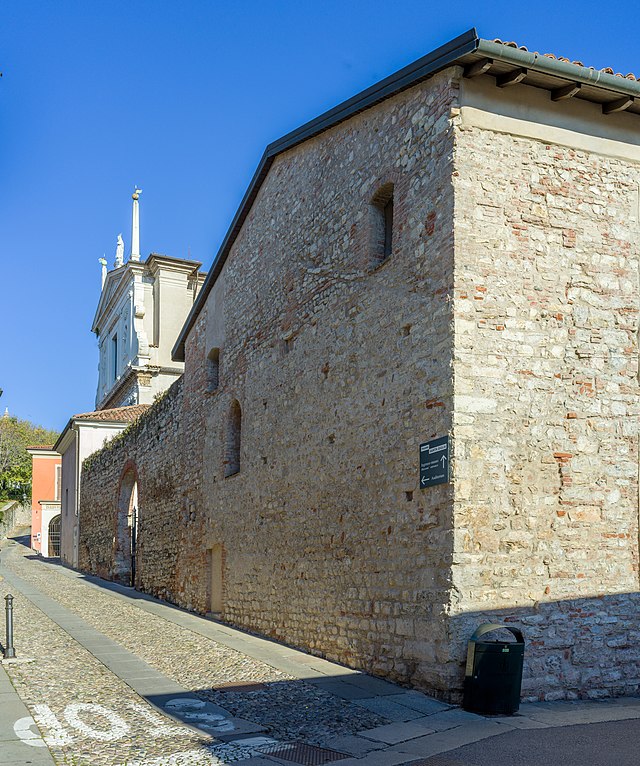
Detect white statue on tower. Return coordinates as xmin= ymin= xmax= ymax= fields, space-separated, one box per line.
xmin=115 ymin=233 xmax=125 ymax=268
xmin=99 ymin=256 xmax=108 ymax=288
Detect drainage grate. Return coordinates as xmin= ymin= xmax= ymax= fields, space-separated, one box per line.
xmin=215 ymin=681 xmax=266 ymax=692
xmin=258 ymin=742 xmax=351 ymax=765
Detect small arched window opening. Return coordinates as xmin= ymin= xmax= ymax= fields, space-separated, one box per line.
xmin=224 ymin=400 xmax=241 ymax=477
xmin=371 ymin=183 xmax=395 ymax=268
xmin=207 ymin=348 xmax=220 ymax=392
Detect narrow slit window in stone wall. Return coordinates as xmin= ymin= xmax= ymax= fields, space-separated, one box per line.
xmin=224 ymin=400 xmax=241 ymax=477
xmin=207 ymin=348 xmax=220 ymax=392
xmin=371 ymin=183 xmax=394 ymax=268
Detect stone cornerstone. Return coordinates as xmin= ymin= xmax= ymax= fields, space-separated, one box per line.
xmin=79 ymin=39 xmax=640 ymax=702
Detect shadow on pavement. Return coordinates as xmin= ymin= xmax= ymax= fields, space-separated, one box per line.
xmin=5 ymin=531 xmax=32 ymax=550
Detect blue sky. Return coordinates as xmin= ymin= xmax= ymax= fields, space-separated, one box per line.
xmin=1 ymin=0 xmax=639 ymax=431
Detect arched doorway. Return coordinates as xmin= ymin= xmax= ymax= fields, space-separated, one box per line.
xmin=48 ymin=515 xmax=61 ymax=557
xmin=114 ymin=467 xmax=139 ymax=586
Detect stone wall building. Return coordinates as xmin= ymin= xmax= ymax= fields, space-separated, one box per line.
xmin=79 ymin=30 xmax=640 ymax=701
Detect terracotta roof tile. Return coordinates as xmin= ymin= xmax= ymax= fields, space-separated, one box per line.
xmin=493 ymin=38 xmax=638 ymax=81
xmin=73 ymin=404 xmax=150 ymax=423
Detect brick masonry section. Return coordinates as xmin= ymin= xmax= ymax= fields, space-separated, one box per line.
xmin=79 ymin=65 xmax=640 ymax=702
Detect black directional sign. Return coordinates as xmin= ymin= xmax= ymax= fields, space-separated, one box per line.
xmin=420 ymin=436 xmax=450 ymax=488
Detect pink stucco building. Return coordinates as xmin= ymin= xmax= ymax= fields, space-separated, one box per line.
xmin=26 ymin=446 xmax=61 ymax=556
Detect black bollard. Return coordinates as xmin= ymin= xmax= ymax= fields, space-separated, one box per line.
xmin=4 ymin=594 xmax=16 ymax=659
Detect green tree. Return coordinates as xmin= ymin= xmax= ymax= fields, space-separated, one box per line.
xmin=0 ymin=414 xmax=59 ymax=502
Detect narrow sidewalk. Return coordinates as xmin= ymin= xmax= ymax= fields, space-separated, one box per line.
xmin=0 ymin=663 xmax=56 ymax=766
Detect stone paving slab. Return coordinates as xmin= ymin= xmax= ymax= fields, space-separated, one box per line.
xmin=358 ymin=720 xmax=437 ymax=744
xmin=353 ymin=697 xmax=428 ymax=721
xmin=203 ymin=717 xmax=267 ymax=742
xmin=407 ymin=708 xmax=483 ymax=732
xmin=489 ymin=714 xmax=550 ymax=729
xmin=317 ymin=733 xmax=387 ymax=755
xmin=346 ymin=674 xmax=402 ymax=696
xmin=521 ymin=698 xmax=640 ymax=713
xmin=245 ymin=658 xmax=326 ymax=679
xmin=128 ymin=677 xmax=187 ymax=695
xmin=386 ymin=719 xmax=513 ymax=758
xmin=515 ymin=703 xmax=640 ymax=726
xmin=339 ymin=750 xmax=422 ymax=765
xmin=384 ymin=692 xmax=452 ymax=715
xmin=605 ymin=696 xmax=640 ymax=707
xmin=306 ymin=678 xmax=377 ymax=700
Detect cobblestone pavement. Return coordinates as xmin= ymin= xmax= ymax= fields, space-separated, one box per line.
xmin=0 ymin=538 xmax=394 ymax=766
xmin=0 ymin=569 xmax=206 ymax=765
xmin=2 ymin=541 xmax=386 ymax=745
xmin=2 ymin=535 xmax=640 ymax=766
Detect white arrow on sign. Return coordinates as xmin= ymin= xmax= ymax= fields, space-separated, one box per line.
xmin=441 ymin=455 xmax=447 ymax=467
xmin=421 ymin=476 xmax=428 ymax=486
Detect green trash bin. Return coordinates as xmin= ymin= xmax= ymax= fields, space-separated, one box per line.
xmin=463 ymin=623 xmax=525 ymax=715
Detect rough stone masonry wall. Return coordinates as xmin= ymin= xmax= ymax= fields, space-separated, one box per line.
xmin=451 ymin=108 xmax=640 ymax=699
xmin=0 ymin=501 xmax=31 ymax=540
xmin=79 ymin=378 xmax=188 ymax=604
xmin=179 ymin=68 xmax=462 ymax=695
xmin=79 ymin=68 xmax=464 ymax=697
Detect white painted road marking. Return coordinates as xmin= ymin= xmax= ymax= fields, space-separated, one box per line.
xmin=33 ymin=705 xmax=74 ymax=746
xmin=15 ymin=698 xmax=282 ymax=765
xmin=165 ymin=697 xmax=207 ymax=710
xmin=63 ymin=703 xmax=129 ymax=741
xmin=15 ymin=700 xmax=194 ymax=748
xmin=13 ymin=715 xmax=47 ymax=748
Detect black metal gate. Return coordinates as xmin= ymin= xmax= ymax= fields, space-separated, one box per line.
xmin=48 ymin=515 xmax=61 ymax=557
xmin=131 ymin=506 xmax=137 ymax=585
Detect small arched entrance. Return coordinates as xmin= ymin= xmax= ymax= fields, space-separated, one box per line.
xmin=48 ymin=515 xmax=61 ymax=557
xmin=114 ymin=466 xmax=139 ymax=586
